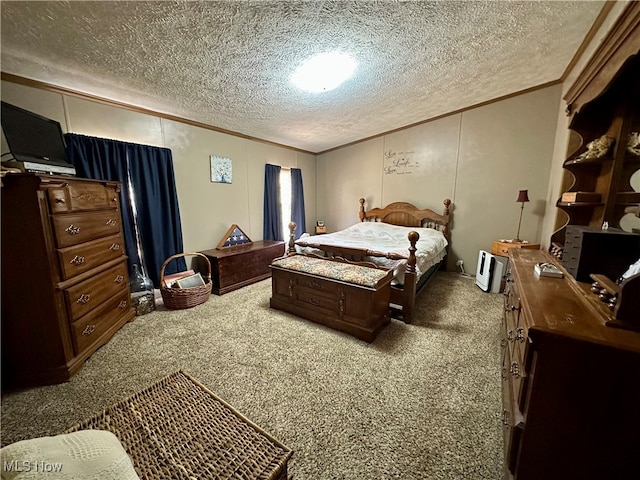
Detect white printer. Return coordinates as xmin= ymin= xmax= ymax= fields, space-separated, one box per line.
xmin=475 ymin=250 xmax=508 ymax=293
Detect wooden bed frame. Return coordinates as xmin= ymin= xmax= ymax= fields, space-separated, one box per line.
xmin=287 ymin=198 xmax=452 ymax=322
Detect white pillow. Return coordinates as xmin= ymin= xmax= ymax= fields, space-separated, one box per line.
xmin=0 ymin=430 xmax=140 ymax=480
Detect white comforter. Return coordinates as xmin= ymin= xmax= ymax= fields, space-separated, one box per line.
xmin=295 ymin=222 xmax=448 ymax=284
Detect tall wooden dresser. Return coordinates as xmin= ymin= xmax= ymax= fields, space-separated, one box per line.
xmin=1 ymin=174 xmax=135 ymax=388
xmin=502 ymin=249 xmax=640 ymax=479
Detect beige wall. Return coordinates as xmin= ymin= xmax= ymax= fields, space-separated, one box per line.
xmin=3 ymin=0 xmax=634 ymax=276
xmin=318 ymin=85 xmax=562 ymax=272
xmin=1 ymin=80 xmax=317 ymax=254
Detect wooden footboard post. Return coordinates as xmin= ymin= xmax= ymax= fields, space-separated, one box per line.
xmin=402 ymin=231 xmax=419 ymax=323
xmin=359 ymin=198 xmax=366 ymax=222
xmin=442 ymin=198 xmax=452 ymax=245
xmin=288 ymin=222 xmax=297 ymax=254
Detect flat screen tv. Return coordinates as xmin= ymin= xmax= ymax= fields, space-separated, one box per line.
xmin=1 ymin=101 xmax=75 ymax=175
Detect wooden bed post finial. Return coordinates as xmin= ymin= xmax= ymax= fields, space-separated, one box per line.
xmin=288 ymin=222 xmax=297 ymax=254
xmin=406 ymin=230 xmax=419 ymax=273
xmin=359 ymin=198 xmax=366 ymax=222
xmin=443 ymin=198 xmax=451 ymax=216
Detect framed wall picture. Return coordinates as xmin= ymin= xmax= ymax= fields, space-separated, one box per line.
xmin=210 ymin=155 xmax=232 ymax=183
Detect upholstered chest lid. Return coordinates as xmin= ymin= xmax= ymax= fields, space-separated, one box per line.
xmin=272 ymin=255 xmax=392 ymax=288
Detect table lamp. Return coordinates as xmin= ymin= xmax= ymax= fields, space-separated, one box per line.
xmin=515 ymin=189 xmax=529 ymax=242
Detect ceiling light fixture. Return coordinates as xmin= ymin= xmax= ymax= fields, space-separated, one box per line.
xmin=291 ymin=52 xmax=357 ymax=93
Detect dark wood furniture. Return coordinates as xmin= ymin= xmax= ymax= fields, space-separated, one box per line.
xmin=590 ymin=272 xmax=640 ymax=331
xmin=491 ymin=240 xmax=539 ymax=257
xmin=501 ymin=248 xmax=640 ymax=479
xmin=552 ymin=4 xmax=640 ymax=249
xmin=562 ymin=225 xmax=640 ymax=283
xmin=270 ymin=254 xmax=393 ymax=342
xmin=1 ymin=173 xmax=135 ymax=388
xmin=289 ymin=198 xmax=451 ymax=322
xmin=199 ymin=240 xmax=285 ymax=295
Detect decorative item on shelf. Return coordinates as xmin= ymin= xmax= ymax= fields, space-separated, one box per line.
xmin=577 ymin=134 xmax=615 ymax=160
xmin=515 ymin=189 xmax=529 ymax=242
xmin=216 ymin=224 xmax=252 ymax=250
xmin=627 ymin=132 xmax=640 ymax=156
xmin=315 ymin=221 xmax=327 ymax=235
xmin=625 ymin=205 xmax=640 ymax=218
xmin=561 ymin=191 xmax=602 ymax=203
xmin=129 ymin=263 xmax=155 ymax=316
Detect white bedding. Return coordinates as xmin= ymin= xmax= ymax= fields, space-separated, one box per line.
xmin=295 ymin=222 xmax=448 ymax=285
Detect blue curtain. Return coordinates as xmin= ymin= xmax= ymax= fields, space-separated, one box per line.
xmin=65 ymin=133 xmax=185 ymax=287
xmin=263 ymin=163 xmax=282 ymax=241
xmin=291 ymin=168 xmax=306 ymax=241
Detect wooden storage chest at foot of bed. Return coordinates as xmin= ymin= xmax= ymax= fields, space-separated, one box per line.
xmin=270 ymin=256 xmax=393 ymax=342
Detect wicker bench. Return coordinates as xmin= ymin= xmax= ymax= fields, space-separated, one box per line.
xmin=67 ymin=371 xmax=292 ymax=480
xmin=270 ymin=254 xmax=393 ymax=342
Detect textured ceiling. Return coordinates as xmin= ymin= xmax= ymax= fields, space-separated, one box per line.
xmin=1 ymin=1 xmax=604 ymax=153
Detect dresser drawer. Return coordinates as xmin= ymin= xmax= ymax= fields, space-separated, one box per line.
xmin=64 ymin=261 xmax=129 ymax=321
xmin=295 ymin=286 xmax=340 ymax=314
xmin=57 ymin=234 xmax=125 ymax=280
xmin=51 ymin=210 xmax=122 ymax=248
xmin=296 ymin=275 xmax=341 ymax=296
xmin=70 ymin=290 xmax=131 ymax=354
xmin=47 ymin=182 xmax=118 ymax=214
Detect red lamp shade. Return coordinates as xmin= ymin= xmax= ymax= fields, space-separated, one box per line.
xmin=516 ymin=190 xmax=530 ymax=203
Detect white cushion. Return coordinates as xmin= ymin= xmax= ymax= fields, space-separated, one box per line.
xmin=0 ymin=430 xmax=140 ymax=480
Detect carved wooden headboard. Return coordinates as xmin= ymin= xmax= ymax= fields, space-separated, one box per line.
xmin=358 ymin=198 xmax=452 ymax=240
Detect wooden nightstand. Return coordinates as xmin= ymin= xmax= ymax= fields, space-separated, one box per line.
xmin=491 ymin=240 xmax=540 ymax=257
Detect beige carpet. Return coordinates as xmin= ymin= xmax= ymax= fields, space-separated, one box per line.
xmin=1 ymin=272 xmax=504 ymax=479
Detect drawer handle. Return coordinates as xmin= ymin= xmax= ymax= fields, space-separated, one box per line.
xmin=65 ymin=224 xmax=80 ymax=235
xmin=70 ymin=255 xmax=85 ymax=266
xmin=502 ymin=409 xmax=510 ymax=426
xmin=510 ymin=361 xmax=520 ymax=378
xmin=106 ymin=218 xmax=117 ymax=226
xmin=55 ymin=198 xmax=66 ymax=204
xmin=76 ymin=293 xmax=91 ymax=304
xmin=310 ymin=297 xmax=321 ymax=306
xmin=310 ymin=280 xmax=321 ymax=289
xmin=82 ymin=324 xmax=96 ymax=336
xmin=118 ymin=300 xmax=128 ymax=309
xmin=339 ymin=291 xmax=345 ymax=314
xmin=288 ymin=279 xmax=293 ymax=297
xmin=109 ymin=243 xmax=121 ymax=251
xmin=114 ymin=275 xmax=124 ymax=283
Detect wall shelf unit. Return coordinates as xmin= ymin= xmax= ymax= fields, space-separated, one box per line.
xmin=551 ymin=4 xmax=640 ymax=253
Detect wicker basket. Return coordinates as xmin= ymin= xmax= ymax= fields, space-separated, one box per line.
xmin=160 ymin=252 xmax=212 ymax=309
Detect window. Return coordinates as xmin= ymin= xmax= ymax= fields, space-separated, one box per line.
xmin=263 ymin=163 xmax=305 ymax=242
